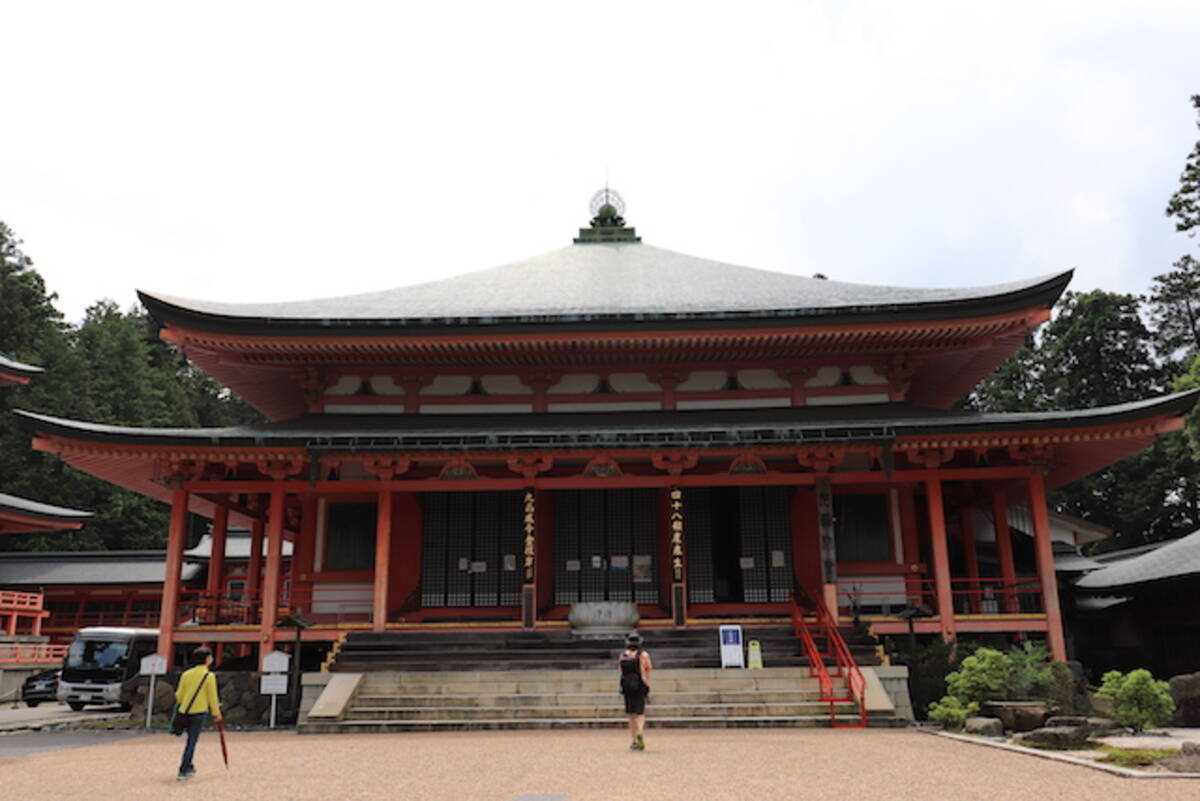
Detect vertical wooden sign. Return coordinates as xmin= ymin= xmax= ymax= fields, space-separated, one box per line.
xmin=816 ymin=478 xmax=837 ymax=586
xmin=522 ymin=489 xmax=536 ymax=583
xmin=669 ymin=487 xmax=685 ymax=581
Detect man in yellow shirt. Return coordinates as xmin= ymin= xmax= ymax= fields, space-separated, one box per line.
xmin=174 ymin=645 xmax=222 ymax=780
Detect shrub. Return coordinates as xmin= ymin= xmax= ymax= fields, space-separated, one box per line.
xmin=1007 ymin=642 xmax=1052 ymax=698
xmin=1097 ymin=669 xmax=1175 ymax=733
xmin=945 ymin=648 xmax=1012 ymax=705
xmin=927 ymin=695 xmax=979 ymax=730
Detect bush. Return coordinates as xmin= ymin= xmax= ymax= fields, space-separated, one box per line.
xmin=927 ymin=695 xmax=979 ymax=730
xmin=1007 ymin=642 xmax=1052 ymax=698
xmin=1097 ymin=669 xmax=1175 ymax=733
xmin=946 ymin=648 xmax=1012 ymax=705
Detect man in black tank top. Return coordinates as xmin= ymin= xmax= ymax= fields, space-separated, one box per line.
xmin=618 ymin=632 xmax=652 ymax=750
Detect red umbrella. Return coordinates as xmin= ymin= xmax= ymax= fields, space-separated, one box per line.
xmin=215 ymin=719 xmax=229 ymax=769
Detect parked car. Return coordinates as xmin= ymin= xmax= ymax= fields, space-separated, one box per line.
xmin=21 ymin=669 xmax=59 ymax=707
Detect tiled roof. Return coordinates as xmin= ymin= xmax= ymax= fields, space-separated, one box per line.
xmin=0 ymin=551 xmax=200 ymax=585
xmin=1075 ymin=529 xmax=1200 ymax=589
xmin=140 ymin=242 xmax=1072 ymax=328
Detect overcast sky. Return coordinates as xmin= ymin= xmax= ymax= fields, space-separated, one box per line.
xmin=3 ymin=1 xmax=1199 ymax=325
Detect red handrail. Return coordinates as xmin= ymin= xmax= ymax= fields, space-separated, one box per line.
xmin=791 ymin=592 xmax=868 ymax=728
xmin=0 ymin=643 xmax=67 ymax=664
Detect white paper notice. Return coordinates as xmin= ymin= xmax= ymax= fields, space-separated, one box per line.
xmin=739 ymin=556 xmax=755 ymax=569
xmin=771 ymin=550 xmax=785 ymax=568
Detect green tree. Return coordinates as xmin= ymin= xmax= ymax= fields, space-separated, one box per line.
xmin=1147 ymin=255 xmax=1200 ymax=372
xmin=1165 ymin=94 xmax=1200 ymax=236
xmin=1097 ymin=669 xmax=1175 ymax=733
xmin=0 ymin=223 xmax=262 ymax=552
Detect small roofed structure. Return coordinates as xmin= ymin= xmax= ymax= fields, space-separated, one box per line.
xmin=1071 ymin=531 xmax=1200 ymax=679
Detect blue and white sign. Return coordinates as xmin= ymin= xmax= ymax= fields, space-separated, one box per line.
xmin=719 ymin=624 xmax=745 ymax=668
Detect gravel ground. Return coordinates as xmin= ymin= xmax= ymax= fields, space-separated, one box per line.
xmin=3 ymin=728 xmax=1199 ymax=801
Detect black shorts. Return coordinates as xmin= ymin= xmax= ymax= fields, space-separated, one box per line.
xmin=623 ymin=689 xmax=647 ymax=715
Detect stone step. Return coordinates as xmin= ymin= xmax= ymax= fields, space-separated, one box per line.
xmin=354 ymin=678 xmax=832 ymax=696
xmin=356 ymin=667 xmax=821 ymax=683
xmin=350 ymin=690 xmax=829 ymax=707
xmin=343 ymin=702 xmax=854 ymax=721
xmin=300 ymin=714 xmax=867 ymax=733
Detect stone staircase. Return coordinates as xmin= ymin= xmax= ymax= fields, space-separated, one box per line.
xmin=300 ymin=666 xmax=902 ymax=733
xmin=327 ymin=625 xmax=881 ymax=673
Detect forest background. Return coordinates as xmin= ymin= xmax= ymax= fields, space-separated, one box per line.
xmin=2 ymin=95 xmax=1200 ymax=555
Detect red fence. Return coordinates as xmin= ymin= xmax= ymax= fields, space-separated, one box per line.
xmin=1 ymin=589 xmax=50 ymax=635
xmin=0 ymin=642 xmax=67 ymax=664
xmin=177 ymin=587 xmax=374 ymax=627
xmin=836 ymin=576 xmax=1044 ymax=616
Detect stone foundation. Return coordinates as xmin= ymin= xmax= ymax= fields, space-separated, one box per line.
xmin=124 ymin=671 xmax=300 ymax=726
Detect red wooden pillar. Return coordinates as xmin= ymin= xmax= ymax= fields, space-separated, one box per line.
xmin=959 ymin=504 xmax=980 ymax=613
xmin=1028 ymin=471 xmax=1067 ymax=661
xmin=157 ymin=488 xmax=189 ymax=667
xmin=898 ymin=486 xmax=922 ymax=606
xmin=259 ymin=487 xmax=286 ymax=667
xmin=991 ymin=489 xmax=1019 ymax=613
xmin=924 ymin=478 xmax=956 ymax=644
xmin=247 ymin=513 xmax=264 ymax=602
xmin=292 ymin=495 xmax=318 ymax=614
xmin=206 ymin=503 xmax=229 ymax=610
xmin=373 ymin=489 xmax=393 ymax=632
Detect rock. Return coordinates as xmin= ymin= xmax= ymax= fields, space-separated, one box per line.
xmin=1084 ymin=717 xmax=1121 ymax=736
xmin=964 ymin=717 xmax=1003 ymax=737
xmin=1160 ymin=754 xmax=1200 ymax=773
xmin=1012 ymin=726 xmax=1089 ymax=750
xmin=1044 ymin=715 xmax=1087 ymax=728
xmin=1044 ymin=715 xmax=1119 ymax=735
xmin=1169 ymin=672 xmax=1200 ymax=726
xmin=1181 ymin=741 xmax=1200 ymax=757
xmin=983 ymin=701 xmax=1048 ymax=732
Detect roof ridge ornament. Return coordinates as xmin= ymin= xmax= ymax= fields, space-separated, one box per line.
xmin=574 ymin=187 xmax=641 ymax=244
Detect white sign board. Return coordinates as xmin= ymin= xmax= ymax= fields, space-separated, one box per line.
xmin=260 ymin=673 xmax=288 ymax=695
xmin=262 ymin=650 xmax=291 ymax=674
xmin=139 ymin=654 xmax=168 ymax=676
xmin=719 ymin=624 xmax=745 ymax=669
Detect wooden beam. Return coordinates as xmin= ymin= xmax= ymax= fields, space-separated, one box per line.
xmin=157 ymin=488 xmax=188 ymax=668
xmin=182 ymin=465 xmax=1036 ymax=495
xmin=258 ymin=486 xmax=286 ymax=668
xmin=992 ymin=489 xmax=1018 ymax=613
xmin=924 ymin=477 xmax=956 ymax=644
xmin=1028 ymin=471 xmax=1067 ymax=660
xmin=373 ymin=489 xmax=393 ymax=632
xmin=206 ymin=502 xmax=229 ymax=600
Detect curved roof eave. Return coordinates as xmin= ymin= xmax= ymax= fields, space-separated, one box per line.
xmin=137 ymin=243 xmax=1074 ymax=336
xmin=0 ymin=492 xmax=93 ymax=522
xmin=0 ymin=352 xmax=44 ymax=378
xmin=15 ymin=389 xmax=1197 ymax=450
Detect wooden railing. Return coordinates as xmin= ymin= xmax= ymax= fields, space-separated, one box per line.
xmin=1 ymin=589 xmax=50 ymax=636
xmin=0 ymin=642 xmax=67 ymax=664
xmin=790 ymin=593 xmax=868 ymax=728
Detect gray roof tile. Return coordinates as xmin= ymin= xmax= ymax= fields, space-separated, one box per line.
xmin=140 ymin=242 xmax=1071 ymax=326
